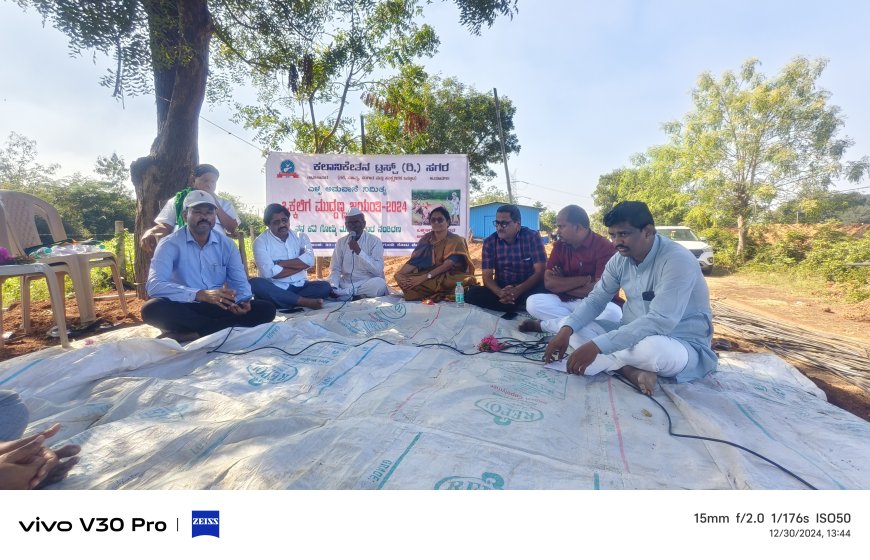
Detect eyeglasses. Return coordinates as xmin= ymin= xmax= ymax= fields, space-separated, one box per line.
xmin=493 ymin=220 xmax=513 ymax=228
xmin=430 ymin=217 xmax=446 ymax=223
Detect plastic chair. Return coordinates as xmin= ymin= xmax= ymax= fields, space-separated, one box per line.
xmin=0 ymin=190 xmax=128 ymax=324
xmin=0 ymin=263 xmax=70 ymax=348
xmin=0 ymin=202 xmax=70 ymax=347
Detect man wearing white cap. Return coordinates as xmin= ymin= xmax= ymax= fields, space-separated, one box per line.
xmin=328 ymin=208 xmax=387 ymax=299
xmin=142 ymin=190 xmax=276 ymax=342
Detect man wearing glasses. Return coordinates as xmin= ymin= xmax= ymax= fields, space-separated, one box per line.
xmin=251 ymin=203 xmax=332 ymax=310
xmin=465 ymin=204 xmax=547 ymax=314
xmin=543 ymin=201 xmax=717 ymax=396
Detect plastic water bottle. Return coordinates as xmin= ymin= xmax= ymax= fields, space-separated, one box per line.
xmin=32 ymin=247 xmax=52 ymax=259
xmin=455 ymin=281 xmax=465 ymax=307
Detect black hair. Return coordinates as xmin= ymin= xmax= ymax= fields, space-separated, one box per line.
xmin=496 ymin=204 xmax=521 ymax=223
xmin=603 ymin=201 xmax=655 ymax=229
xmin=429 ymin=206 xmax=450 ymax=223
xmin=264 ymin=203 xmax=290 ymax=225
xmin=560 ymin=205 xmax=590 ymax=229
xmin=194 ymin=163 xmax=220 ymax=177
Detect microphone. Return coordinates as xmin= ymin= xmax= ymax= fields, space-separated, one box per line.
xmin=349 ymin=231 xmax=358 ymax=241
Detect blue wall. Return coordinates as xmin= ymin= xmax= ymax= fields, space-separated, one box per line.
xmin=470 ymin=202 xmax=541 ymax=239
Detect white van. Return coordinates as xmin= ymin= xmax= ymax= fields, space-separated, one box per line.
xmin=657 ymin=226 xmax=714 ymax=275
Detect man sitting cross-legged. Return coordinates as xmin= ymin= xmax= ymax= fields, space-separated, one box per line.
xmin=519 ymin=204 xmax=622 ymax=334
xmin=328 ymin=208 xmax=388 ymax=299
xmin=543 ymin=201 xmax=717 ymax=395
xmin=141 ymin=191 xmax=277 ymax=342
xmin=250 ymin=203 xmax=332 ymax=310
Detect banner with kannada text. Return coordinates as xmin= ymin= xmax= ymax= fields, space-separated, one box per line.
xmin=265 ymin=153 xmax=469 ymax=256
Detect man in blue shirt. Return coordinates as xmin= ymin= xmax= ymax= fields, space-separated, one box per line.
xmin=543 ymin=201 xmax=717 ymax=395
xmin=465 ymin=204 xmax=547 ymax=313
xmin=141 ymin=190 xmax=276 ymax=342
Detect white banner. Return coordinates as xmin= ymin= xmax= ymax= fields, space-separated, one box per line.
xmin=265 ymin=153 xmax=469 ymax=256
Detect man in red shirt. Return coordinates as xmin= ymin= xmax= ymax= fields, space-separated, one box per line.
xmin=520 ymin=205 xmax=622 ymax=333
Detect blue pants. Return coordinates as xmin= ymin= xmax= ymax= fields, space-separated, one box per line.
xmin=250 ymin=277 xmax=331 ymax=308
xmin=141 ymin=298 xmax=277 ymax=336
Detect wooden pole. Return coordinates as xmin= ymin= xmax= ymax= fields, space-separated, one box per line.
xmin=493 ymin=88 xmax=514 ymax=204
xmin=236 ymin=229 xmax=249 ymax=277
xmin=114 ymin=221 xmax=126 ymax=281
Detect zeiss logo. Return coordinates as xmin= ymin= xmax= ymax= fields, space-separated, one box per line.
xmin=191 ymin=511 xmax=220 ymax=538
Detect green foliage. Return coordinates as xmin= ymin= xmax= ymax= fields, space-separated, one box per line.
xmin=657 ymin=57 xmax=867 ymax=256
xmin=220 ymin=0 xmax=441 ymax=154
xmin=589 ymin=57 xmax=869 ymax=267
xmin=470 ymin=185 xmax=510 ymax=206
xmin=744 ymin=224 xmax=870 ymax=300
xmin=0 ymin=132 xmax=60 ymax=187
xmin=592 ymin=164 xmax=690 ymax=226
xmin=218 ymin=2 xmax=518 ymax=155
xmin=751 ymin=230 xmax=813 ymax=267
xmin=219 ymin=192 xmax=265 ymax=235
xmin=538 ymin=208 xmax=556 ymax=235
xmin=801 ymin=235 xmax=870 ymax=301
xmin=363 ymin=65 xmax=520 ymax=190
xmin=838 ymin=202 xmax=870 ymax=224
xmin=1 ymin=135 xmax=136 ymax=239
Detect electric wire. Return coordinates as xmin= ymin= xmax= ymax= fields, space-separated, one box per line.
xmin=206 ymin=327 xmax=818 ymax=489
xmin=612 ymin=374 xmax=818 ymax=490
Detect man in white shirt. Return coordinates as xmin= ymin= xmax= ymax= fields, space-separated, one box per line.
xmin=140 ymin=163 xmax=240 ymax=253
xmin=251 ymin=203 xmax=331 ymax=310
xmin=328 ymin=208 xmax=387 ymax=299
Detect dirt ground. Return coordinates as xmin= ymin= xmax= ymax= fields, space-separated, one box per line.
xmin=2 ymin=241 xmax=868 ymax=421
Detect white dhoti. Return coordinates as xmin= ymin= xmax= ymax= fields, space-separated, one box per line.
xmin=569 ymin=321 xmax=689 ymax=377
xmin=336 ymin=277 xmax=388 ymax=298
xmin=526 ymin=293 xmax=623 ymax=332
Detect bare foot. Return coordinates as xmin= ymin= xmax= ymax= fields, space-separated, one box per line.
xmin=518 ymin=319 xmax=542 ymax=333
xmin=620 ymin=365 xmax=658 ymax=396
xmin=297 ymin=297 xmax=323 ymax=310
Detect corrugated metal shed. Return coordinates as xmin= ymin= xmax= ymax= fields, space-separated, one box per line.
xmin=470 ymin=202 xmax=542 ymax=240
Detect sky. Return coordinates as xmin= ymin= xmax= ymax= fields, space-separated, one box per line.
xmin=1 ymin=0 xmax=868 ymax=217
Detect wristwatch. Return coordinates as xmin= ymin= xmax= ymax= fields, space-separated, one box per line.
xmin=426 ymin=273 xmax=433 ymax=279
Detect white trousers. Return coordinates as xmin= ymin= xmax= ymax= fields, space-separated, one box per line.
xmin=338 ymin=277 xmax=388 ymax=298
xmin=526 ymin=293 xmax=623 ymax=333
xmin=570 ymin=321 xmax=689 ymax=377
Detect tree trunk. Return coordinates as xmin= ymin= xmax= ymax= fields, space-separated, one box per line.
xmin=130 ymin=0 xmax=212 ymax=299
xmin=736 ymin=214 xmax=746 ymax=263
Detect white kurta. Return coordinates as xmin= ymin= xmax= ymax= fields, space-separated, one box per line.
xmin=328 ymin=232 xmax=387 ymax=297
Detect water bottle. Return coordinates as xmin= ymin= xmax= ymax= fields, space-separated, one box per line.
xmin=32 ymin=247 xmax=52 ymax=259
xmin=454 ymin=281 xmax=465 ymax=307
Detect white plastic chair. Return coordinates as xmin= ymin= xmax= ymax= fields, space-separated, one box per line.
xmin=0 ymin=190 xmax=128 ymax=325
xmin=0 ymin=202 xmax=70 ymax=347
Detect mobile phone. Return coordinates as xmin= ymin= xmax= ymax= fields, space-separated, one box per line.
xmin=501 ymin=311 xmax=518 ymax=320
